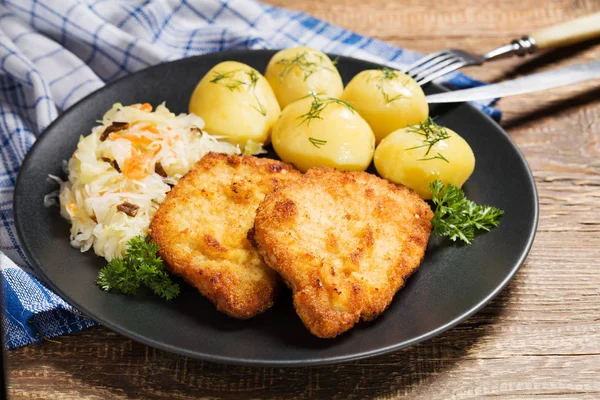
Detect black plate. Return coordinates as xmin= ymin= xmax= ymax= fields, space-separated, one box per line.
xmin=14 ymin=50 xmax=538 ymax=367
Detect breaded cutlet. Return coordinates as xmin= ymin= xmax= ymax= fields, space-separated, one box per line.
xmin=251 ymin=166 xmax=433 ymax=337
xmin=150 ymin=153 xmax=301 ymax=319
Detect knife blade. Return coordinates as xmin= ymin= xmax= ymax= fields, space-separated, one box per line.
xmin=425 ymin=59 xmax=600 ymax=103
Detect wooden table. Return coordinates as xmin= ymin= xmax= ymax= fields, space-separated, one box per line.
xmin=7 ymin=1 xmax=600 ymax=398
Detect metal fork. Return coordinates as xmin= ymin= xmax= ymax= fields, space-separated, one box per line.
xmin=402 ymin=12 xmax=600 ymax=86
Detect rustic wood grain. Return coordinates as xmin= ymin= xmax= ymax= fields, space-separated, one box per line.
xmin=6 ymin=0 xmax=600 ymax=399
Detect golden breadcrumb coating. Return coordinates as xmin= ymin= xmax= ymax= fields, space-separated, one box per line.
xmin=150 ymin=153 xmax=301 ymax=319
xmin=252 ymin=167 xmax=433 ymax=337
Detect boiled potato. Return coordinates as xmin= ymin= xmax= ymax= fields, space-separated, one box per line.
xmin=189 ymin=61 xmax=280 ymax=146
xmin=341 ymin=69 xmax=428 ymax=143
xmin=374 ymin=119 xmax=475 ymax=199
xmin=265 ymin=47 xmax=343 ymax=109
xmin=272 ymin=95 xmax=375 ymax=172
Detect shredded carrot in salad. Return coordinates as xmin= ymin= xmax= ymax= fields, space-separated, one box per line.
xmin=66 ymin=203 xmax=77 ymax=214
xmin=131 ymin=103 xmax=152 ymax=112
xmin=121 ymin=146 xmax=161 ymax=181
xmin=108 ymin=132 xmax=154 ymax=146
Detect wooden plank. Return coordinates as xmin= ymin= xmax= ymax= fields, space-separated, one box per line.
xmin=266 ymin=0 xmax=600 ymax=40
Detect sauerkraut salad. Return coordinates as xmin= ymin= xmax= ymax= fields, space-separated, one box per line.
xmin=52 ymin=102 xmax=258 ymax=261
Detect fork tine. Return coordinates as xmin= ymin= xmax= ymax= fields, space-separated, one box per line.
xmin=401 ymin=51 xmax=451 ymax=76
xmin=416 ymin=61 xmax=468 ymax=85
xmin=406 ymin=53 xmax=456 ymax=79
xmin=412 ymin=57 xmax=462 ymax=82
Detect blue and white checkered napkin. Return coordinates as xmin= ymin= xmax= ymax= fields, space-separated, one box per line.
xmin=0 ymin=0 xmax=499 ymax=349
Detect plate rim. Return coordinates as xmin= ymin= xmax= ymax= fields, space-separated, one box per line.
xmin=14 ymin=49 xmax=539 ymax=367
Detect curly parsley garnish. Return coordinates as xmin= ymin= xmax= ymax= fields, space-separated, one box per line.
xmin=210 ymin=69 xmax=266 ymax=116
xmin=97 ymin=236 xmax=180 ymax=300
xmin=276 ymin=51 xmax=335 ymax=82
xmin=297 ymin=94 xmax=354 ymax=127
xmin=430 ymin=180 xmax=504 ymax=245
xmin=405 ymin=117 xmax=451 ymax=163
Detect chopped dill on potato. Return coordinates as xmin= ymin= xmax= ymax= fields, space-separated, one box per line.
xmin=209 ymin=69 xmax=267 ymax=116
xmin=308 ymin=137 xmax=327 ymax=148
xmin=276 ymin=50 xmax=335 ymax=82
xmin=405 ymin=117 xmax=451 ymax=162
xmin=419 ymin=152 xmax=449 ymax=163
xmin=297 ymin=94 xmax=354 ymax=127
xmin=366 ymin=68 xmax=409 ymax=104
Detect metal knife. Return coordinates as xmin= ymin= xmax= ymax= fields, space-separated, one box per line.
xmin=425 ymin=59 xmax=600 ymax=103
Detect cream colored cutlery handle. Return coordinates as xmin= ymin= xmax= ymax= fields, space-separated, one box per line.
xmin=531 ymin=12 xmax=600 ymax=50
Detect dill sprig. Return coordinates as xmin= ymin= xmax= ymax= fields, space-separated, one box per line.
xmin=210 ymin=70 xmax=245 ymax=90
xmin=419 ymin=152 xmax=449 ymax=163
xmin=297 ymin=94 xmax=355 ymax=127
xmin=405 ymin=117 xmax=451 ymax=163
xmin=366 ymin=68 xmax=408 ymax=104
xmin=276 ymin=51 xmax=335 ymax=82
xmin=308 ymin=137 xmax=327 ymax=148
xmin=210 ymin=69 xmax=266 ymax=116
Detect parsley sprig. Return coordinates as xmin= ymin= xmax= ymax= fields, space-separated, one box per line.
xmin=97 ymin=236 xmax=180 ymax=300
xmin=430 ymin=180 xmax=504 ymax=245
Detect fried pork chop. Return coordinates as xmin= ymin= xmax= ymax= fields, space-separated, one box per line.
xmin=252 ymin=167 xmax=433 ymax=337
xmin=150 ymin=153 xmax=301 ymax=319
